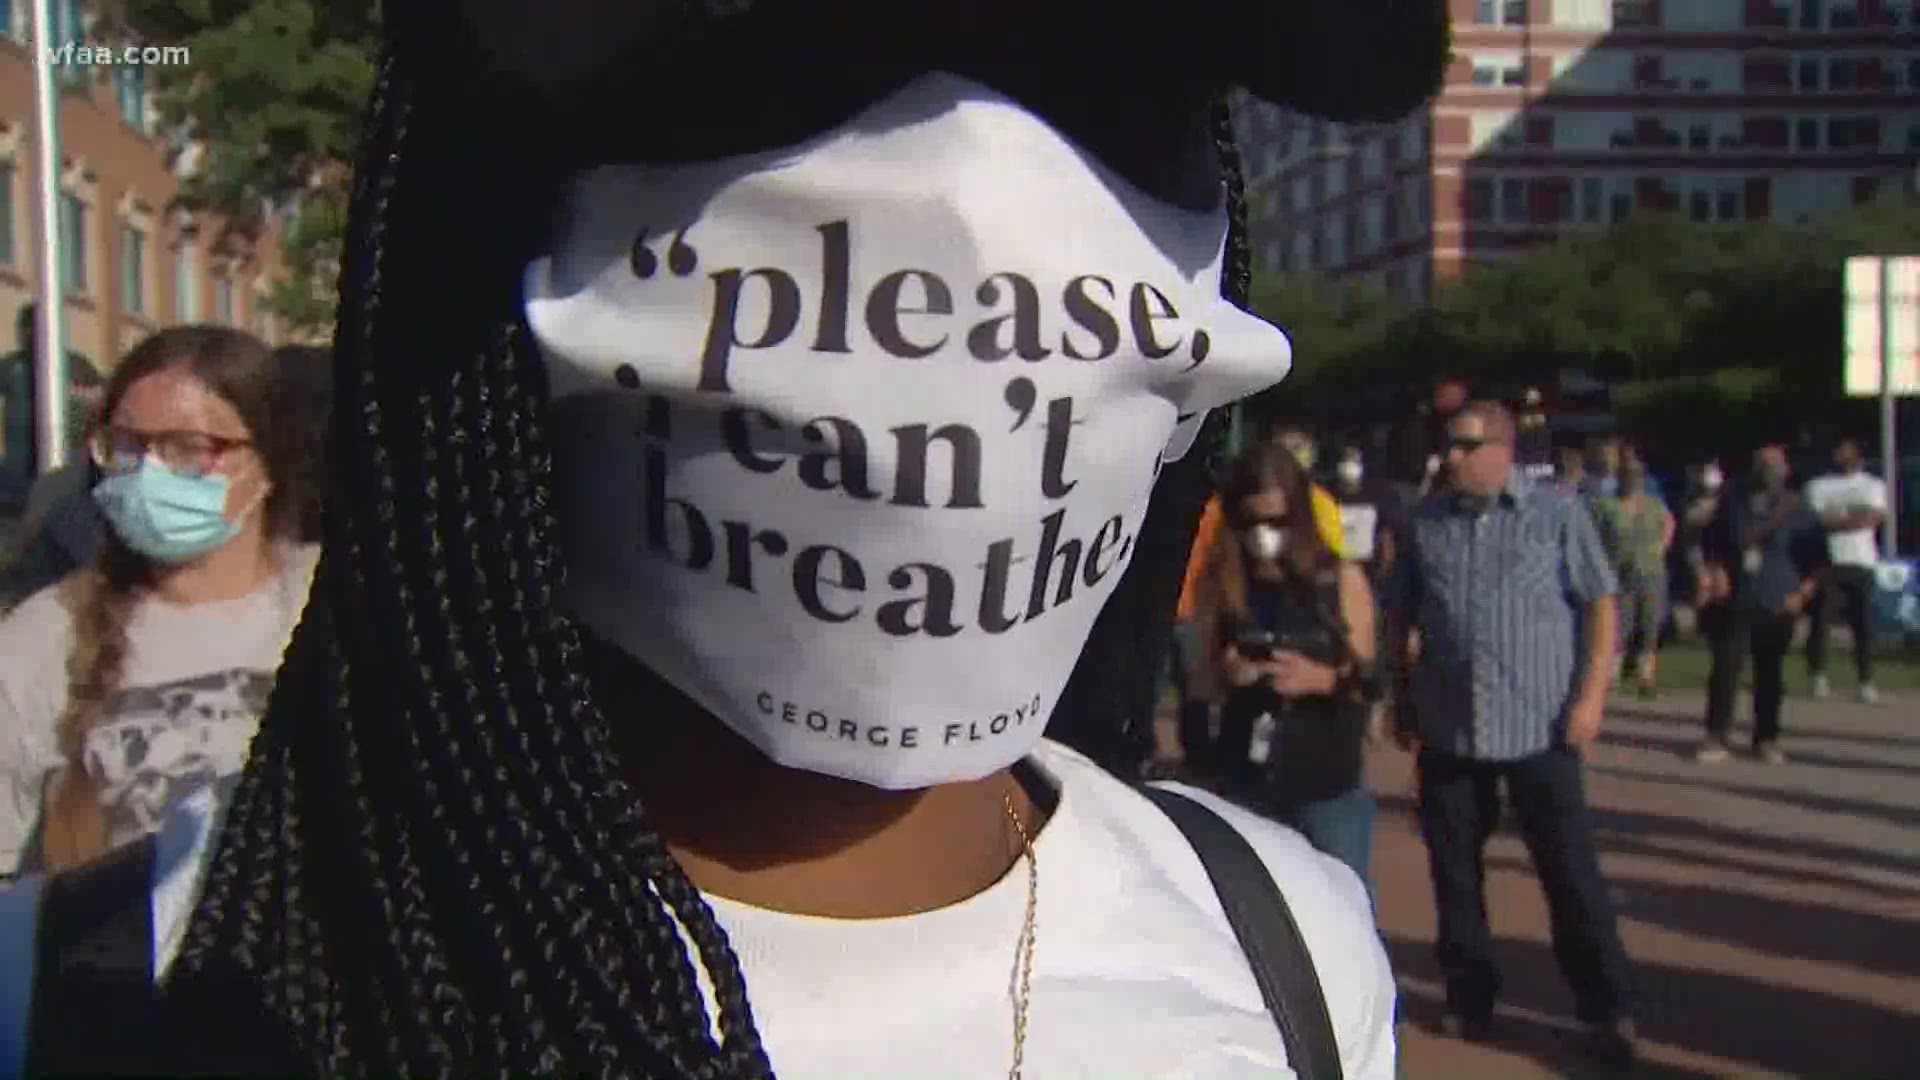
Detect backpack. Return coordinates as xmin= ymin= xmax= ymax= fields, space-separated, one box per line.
xmin=16 ymin=789 xmax=1343 ymax=1079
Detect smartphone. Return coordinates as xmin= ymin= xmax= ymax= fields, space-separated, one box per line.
xmin=1235 ymin=630 xmax=1277 ymax=662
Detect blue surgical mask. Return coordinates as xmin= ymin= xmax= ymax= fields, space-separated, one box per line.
xmin=92 ymin=458 xmax=245 ymax=563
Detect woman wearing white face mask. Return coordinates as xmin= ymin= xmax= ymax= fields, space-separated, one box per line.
xmin=1683 ymin=461 xmax=1728 ymax=614
xmin=1207 ymin=440 xmax=1381 ymax=899
xmin=0 ymin=328 xmax=318 ymax=876
xmin=3 ymin=4 xmax=1448 ymax=1076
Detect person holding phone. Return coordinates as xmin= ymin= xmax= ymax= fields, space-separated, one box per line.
xmin=1204 ymin=438 xmax=1380 ymax=896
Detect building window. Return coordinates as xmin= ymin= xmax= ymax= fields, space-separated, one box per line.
xmin=1464 ymin=177 xmax=1495 ymax=222
xmin=1689 ymin=123 xmax=1711 ymax=149
xmin=1361 ymin=198 xmax=1385 ymax=253
xmin=54 ymin=0 xmax=81 ymax=49
xmin=1361 ymin=141 xmax=1385 ymax=182
xmin=1579 ymin=177 xmax=1605 ymax=223
xmin=1292 ymin=176 xmax=1312 ymax=211
xmin=0 ymin=0 xmax=12 ymax=37
xmin=58 ymin=193 xmax=86 ymax=293
xmin=1828 ymin=58 xmax=1856 ymax=90
xmin=1472 ymin=64 xmax=1498 ymax=87
xmin=1326 ymin=218 xmax=1348 ymax=266
xmin=1689 ymin=190 xmax=1711 ymax=222
xmin=1402 ymin=120 xmax=1426 ymax=162
xmin=0 ymin=160 xmax=12 ymax=265
xmin=120 ymin=225 xmax=145 ymax=315
xmin=214 ymin=276 xmax=234 ymax=324
xmin=113 ymin=67 xmax=145 ymax=130
xmin=1610 ymin=192 xmax=1633 ymax=223
xmin=1716 ymin=186 xmax=1741 ymax=221
xmin=1502 ymin=65 xmax=1526 ymax=87
xmin=1499 ymin=177 xmax=1527 ymax=223
xmin=1909 ymin=122 xmax=1920 ymax=151
xmin=1798 ymin=0 xmax=1824 ymax=27
xmin=175 ymin=241 xmax=197 ymax=321
xmin=1829 ymin=2 xmax=1859 ymax=26
xmin=1613 ymin=0 xmax=1656 ymax=27
xmin=1796 ymin=57 xmax=1822 ymax=91
xmin=1326 ymin=159 xmax=1347 ymax=198
xmin=1477 ymin=0 xmax=1529 ymax=23
xmin=1796 ymin=117 xmax=1821 ymax=149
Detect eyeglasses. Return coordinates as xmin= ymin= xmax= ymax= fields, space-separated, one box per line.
xmin=1446 ymin=435 xmax=1488 ymax=454
xmin=92 ymin=426 xmax=253 ymax=479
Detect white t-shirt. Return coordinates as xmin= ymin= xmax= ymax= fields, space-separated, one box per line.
xmin=1804 ymin=471 xmax=1889 ymax=567
xmin=0 ymin=544 xmax=317 ymax=872
xmin=92 ymin=739 xmax=1394 ymax=1077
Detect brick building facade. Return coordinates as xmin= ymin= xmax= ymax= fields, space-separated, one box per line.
xmin=1236 ymin=0 xmax=1920 ymax=304
xmin=0 ymin=2 xmax=287 ymax=369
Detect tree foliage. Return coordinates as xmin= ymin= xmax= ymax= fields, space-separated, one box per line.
xmin=117 ymin=0 xmax=381 ymax=337
xmin=1250 ymin=195 xmax=1920 ymax=453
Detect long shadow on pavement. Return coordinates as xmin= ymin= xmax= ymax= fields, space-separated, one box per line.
xmin=1375 ymin=791 xmax=1920 ymax=877
xmin=1591 ymin=832 xmax=1920 ymax=902
xmin=1605 ymin=702 xmax=1920 ymax=755
xmin=1596 ymin=727 xmax=1920 ymax=780
xmin=1387 ymin=933 xmax=1919 ymax=1078
xmin=1585 ymin=762 xmax=1920 ymax=831
xmin=1485 ymin=854 xmax=1920 ymax=979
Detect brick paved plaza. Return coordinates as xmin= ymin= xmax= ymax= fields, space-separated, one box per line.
xmin=1375 ymin=690 xmax=1920 ymax=1078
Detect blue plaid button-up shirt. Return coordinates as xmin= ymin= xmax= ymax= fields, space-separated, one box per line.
xmin=1387 ymin=471 xmax=1619 ymax=761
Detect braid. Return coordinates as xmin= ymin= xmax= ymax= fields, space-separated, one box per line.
xmin=1043 ymin=91 xmax=1246 ymax=774
xmin=166 ymin=41 xmax=771 ymax=1078
xmin=40 ymin=540 xmax=145 ymax=870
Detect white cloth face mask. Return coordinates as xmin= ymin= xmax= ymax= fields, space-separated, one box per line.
xmin=1243 ymin=523 xmax=1286 ymax=561
xmin=525 ymin=74 xmax=1292 ymax=789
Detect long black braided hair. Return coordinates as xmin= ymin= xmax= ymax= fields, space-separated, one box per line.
xmin=159 ymin=32 xmax=1254 ymax=1080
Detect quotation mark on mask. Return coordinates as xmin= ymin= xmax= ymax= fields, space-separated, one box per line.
xmin=631 ymin=228 xmax=698 ymax=280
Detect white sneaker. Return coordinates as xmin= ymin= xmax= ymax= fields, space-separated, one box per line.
xmin=1811 ymin=674 xmax=1832 ymax=699
xmin=1858 ymin=683 xmax=1879 ymax=705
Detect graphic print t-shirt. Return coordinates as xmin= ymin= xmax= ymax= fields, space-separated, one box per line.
xmin=0 ymin=544 xmax=317 ymax=872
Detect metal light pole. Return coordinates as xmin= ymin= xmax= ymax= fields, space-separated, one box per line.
xmin=30 ymin=0 xmax=69 ymax=474
xmin=1879 ymin=257 xmax=1900 ymax=559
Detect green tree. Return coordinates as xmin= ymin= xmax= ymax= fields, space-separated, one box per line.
xmin=116 ymin=0 xmax=381 ymax=337
xmin=1257 ymin=194 xmax=1920 ymax=457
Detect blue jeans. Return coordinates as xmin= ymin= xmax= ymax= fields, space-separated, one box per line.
xmin=1280 ymin=788 xmax=1376 ymax=904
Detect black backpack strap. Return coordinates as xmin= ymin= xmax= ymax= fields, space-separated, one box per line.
xmin=1142 ymin=786 xmax=1344 ymax=1080
xmin=24 ymin=836 xmax=165 ymax=1077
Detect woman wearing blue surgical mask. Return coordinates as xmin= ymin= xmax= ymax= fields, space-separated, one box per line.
xmin=3 ymin=5 xmax=1447 ymax=1077
xmin=0 ymin=327 xmax=318 ymax=876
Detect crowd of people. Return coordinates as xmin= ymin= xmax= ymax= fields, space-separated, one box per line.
xmin=1158 ymin=378 xmax=1898 ymax=1069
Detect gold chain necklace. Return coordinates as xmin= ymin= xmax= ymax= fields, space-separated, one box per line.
xmin=1004 ymin=788 xmax=1039 ymax=1080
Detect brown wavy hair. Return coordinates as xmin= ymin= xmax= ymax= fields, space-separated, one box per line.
xmin=1214 ymin=434 xmax=1339 ymax=609
xmin=40 ymin=326 xmax=309 ymax=872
